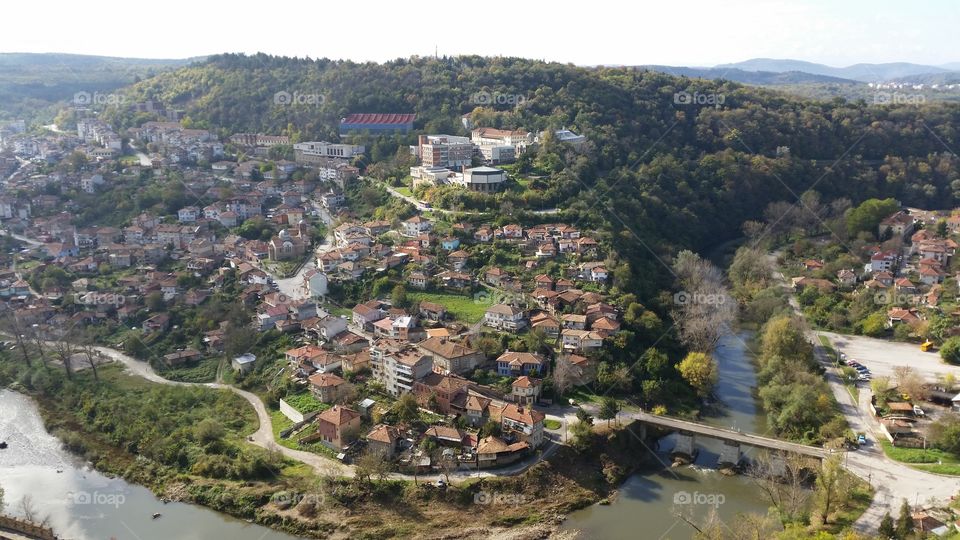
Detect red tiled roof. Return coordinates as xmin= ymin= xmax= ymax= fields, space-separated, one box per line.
xmin=342 ymin=113 xmax=415 ymax=125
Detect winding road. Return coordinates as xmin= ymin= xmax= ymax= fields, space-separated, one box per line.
xmin=771 ymin=254 xmax=960 ymax=532
xmin=90 ymin=344 xmax=557 ymax=483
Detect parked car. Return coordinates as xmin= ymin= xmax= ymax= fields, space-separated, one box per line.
xmin=914 ymin=405 xmax=925 ymax=416
xmin=857 ymin=434 xmax=867 ymax=445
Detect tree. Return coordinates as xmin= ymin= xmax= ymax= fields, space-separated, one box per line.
xmin=598 ymin=397 xmax=621 ymax=427
xmin=677 ymin=352 xmax=718 ymax=398
xmin=552 ymin=355 xmax=578 ymax=397
xmin=671 ymin=250 xmax=736 ymax=352
xmin=878 ymin=513 xmax=895 ymax=539
xmin=392 ymin=392 xmax=420 ymax=425
xmin=845 ymin=198 xmax=899 ymax=237
xmin=861 ymin=312 xmax=889 ymax=337
xmin=895 ymin=499 xmax=913 ymax=538
xmin=749 ymin=452 xmax=812 ymax=524
xmin=569 ymin=419 xmax=594 ymax=452
xmin=812 ymin=453 xmax=851 ymax=525
xmin=390 ymin=284 xmax=407 ymax=307
xmin=760 ymin=316 xmax=814 ymax=369
xmin=941 ymin=336 xmax=960 ymax=364
xmin=929 ymin=413 xmax=960 ymax=455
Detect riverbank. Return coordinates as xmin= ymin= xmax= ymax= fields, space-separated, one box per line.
xmin=0 ymin=352 xmax=659 ymax=539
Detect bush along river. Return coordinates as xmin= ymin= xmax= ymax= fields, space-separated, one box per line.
xmin=562 ymin=331 xmax=773 ymax=539
xmin=0 ymin=388 xmax=300 ymax=540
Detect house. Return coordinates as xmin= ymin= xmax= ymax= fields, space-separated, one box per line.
xmin=869 ymin=251 xmax=899 ymax=273
xmin=407 ymin=271 xmax=430 ymax=290
xmin=448 ymin=250 xmax=470 ymax=271
xmin=887 ymin=308 xmax=921 ymax=326
xmin=894 ymin=277 xmax=919 ymax=295
xmin=366 ymin=424 xmax=401 ymax=458
xmin=874 ymin=271 xmax=895 ymax=287
xmin=308 ymin=372 xmax=348 ymax=403
xmin=163 ymin=348 xmax=201 ymax=368
xmin=485 ymin=267 xmax=508 ymax=286
xmin=419 ymin=336 xmax=485 ymax=375
xmin=454 ymin=166 xmax=507 ymax=192
xmin=561 ymin=313 xmax=587 ymax=330
xmin=501 ymin=403 xmax=545 ymax=449
xmin=512 ymin=376 xmax=542 ymax=406
xmin=530 ymin=312 xmax=560 ymax=338
xmin=142 ymin=313 xmax=170 ymax=333
xmin=837 ymin=269 xmax=857 ymax=287
xmin=561 ymin=329 xmax=604 ymax=352
xmin=791 ymin=277 xmax=836 ymax=293
xmin=496 ymin=351 xmax=547 ymax=377
xmin=412 ymin=371 xmax=470 ymax=414
xmin=477 ymin=436 xmax=529 ymax=468
xmin=484 ymin=303 xmax=527 ymax=331
xmin=802 ymin=259 xmax=824 ymax=271
xmin=403 ymin=215 xmax=432 ymax=237
xmin=313 ymin=405 xmax=362 ymax=450
xmin=418 ymin=301 xmax=447 ymax=322
xmin=352 ymin=300 xmax=385 ymax=329
xmin=879 ymin=210 xmax=914 ymax=239
xmin=231 ymin=353 xmax=257 ymax=374
xmin=564 ymin=354 xmax=597 ymax=385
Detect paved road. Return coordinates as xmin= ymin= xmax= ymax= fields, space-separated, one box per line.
xmin=769 ymin=253 xmax=960 ymax=531
xmin=378 ymin=180 xmax=559 ymax=215
xmin=819 ymin=331 xmax=960 ymax=383
xmin=92 ymin=344 xmax=557 ymax=483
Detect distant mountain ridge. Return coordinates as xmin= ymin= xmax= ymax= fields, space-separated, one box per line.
xmin=714 ymin=58 xmax=956 ymax=82
xmin=637 ymin=65 xmax=857 ymax=85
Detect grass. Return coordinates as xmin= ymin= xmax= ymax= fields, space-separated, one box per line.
xmin=408 ymin=291 xmax=488 ymax=323
xmin=566 ymin=387 xmax=602 ymax=406
xmin=544 ymin=419 xmax=562 ymax=430
xmin=281 ymin=391 xmax=329 ymax=415
xmin=880 ymin=440 xmax=960 ymax=475
xmin=395 ymin=186 xmax=413 ymax=198
xmin=158 ymin=357 xmax=219 ymax=383
xmin=269 ymin=409 xmax=337 ymax=458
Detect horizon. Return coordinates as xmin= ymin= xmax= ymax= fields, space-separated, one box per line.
xmin=3 ymin=0 xmax=959 ymax=67
xmin=2 ymin=50 xmax=960 ymax=70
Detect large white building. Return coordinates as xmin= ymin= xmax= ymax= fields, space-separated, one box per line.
xmin=293 ymin=141 xmax=365 ymax=164
xmin=454 ymin=166 xmax=507 ymax=192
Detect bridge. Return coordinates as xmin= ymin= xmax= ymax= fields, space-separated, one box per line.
xmin=628 ymin=411 xmax=830 ymax=467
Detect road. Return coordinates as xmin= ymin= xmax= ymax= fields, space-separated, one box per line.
xmin=819 ymin=330 xmax=960 ymax=383
xmin=90 ymin=343 xmax=558 ymax=483
xmin=771 ymin=253 xmax=959 ymax=531
xmin=0 ymin=229 xmax=43 ymax=247
xmin=378 ymin=180 xmax=559 ymax=215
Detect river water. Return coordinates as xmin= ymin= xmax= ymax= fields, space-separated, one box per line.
xmin=0 ymin=389 xmax=301 ymax=540
xmin=562 ymin=331 xmax=774 ymax=539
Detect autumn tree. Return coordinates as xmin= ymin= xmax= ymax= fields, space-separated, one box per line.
xmin=677 ymin=352 xmax=718 ymax=398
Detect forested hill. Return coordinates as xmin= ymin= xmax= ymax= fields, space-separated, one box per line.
xmin=101 ymin=53 xmax=960 ymax=294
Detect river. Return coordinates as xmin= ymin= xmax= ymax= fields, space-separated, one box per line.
xmin=562 ymin=331 xmax=774 ymax=539
xmin=0 ymin=389 xmax=301 ymax=540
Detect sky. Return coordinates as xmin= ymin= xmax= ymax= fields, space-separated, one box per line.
xmin=3 ymin=0 xmax=958 ymax=67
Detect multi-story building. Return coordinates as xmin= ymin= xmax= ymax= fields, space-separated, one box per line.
xmin=369 ymin=339 xmax=434 ymax=396
xmin=414 ymin=135 xmax=474 ymax=168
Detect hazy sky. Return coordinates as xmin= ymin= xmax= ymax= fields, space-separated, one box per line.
xmin=3 ymin=0 xmax=957 ymax=66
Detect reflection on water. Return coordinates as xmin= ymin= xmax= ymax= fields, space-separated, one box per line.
xmin=0 ymin=389 xmax=300 ymax=540
xmin=562 ymin=332 xmax=773 ymax=540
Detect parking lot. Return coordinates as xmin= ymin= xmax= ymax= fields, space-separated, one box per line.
xmin=819 ymin=331 xmax=960 ymax=383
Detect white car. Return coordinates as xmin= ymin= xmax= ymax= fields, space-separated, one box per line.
xmin=914 ymin=405 xmax=925 ymax=416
